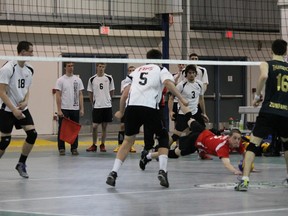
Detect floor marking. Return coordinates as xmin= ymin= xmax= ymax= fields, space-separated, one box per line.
xmin=0 ymin=209 xmax=79 ymax=216
xmin=193 ymin=207 xmax=288 ymax=216
xmin=0 ymin=187 xmax=209 ymax=203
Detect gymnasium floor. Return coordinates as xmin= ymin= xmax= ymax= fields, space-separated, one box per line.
xmin=0 ymin=135 xmax=288 ymax=216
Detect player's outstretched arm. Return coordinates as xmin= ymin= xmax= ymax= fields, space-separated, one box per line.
xmin=221 ymin=157 xmax=242 ymax=175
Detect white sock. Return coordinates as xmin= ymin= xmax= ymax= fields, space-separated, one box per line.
xmin=146 ymin=153 xmax=152 ymax=160
xmin=158 ymin=154 xmax=168 ymax=172
xmin=242 ymin=176 xmax=249 ymax=181
xmin=112 ymin=158 xmax=123 ymax=173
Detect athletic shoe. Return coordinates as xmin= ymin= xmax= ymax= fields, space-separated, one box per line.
xmin=15 ymin=162 xmax=29 ymax=178
xmin=100 ymin=144 xmax=107 ymax=152
xmin=59 ymin=149 xmax=65 ymax=156
xmin=86 ymin=144 xmax=97 ymax=152
xmin=198 ymin=151 xmax=213 ymax=160
xmin=71 ymin=149 xmax=79 ymax=156
xmin=234 ymin=179 xmax=249 ymax=191
xmin=158 ymin=170 xmax=169 ymax=188
xmin=129 ymin=146 xmax=136 ymax=153
xmin=113 ymin=145 xmax=121 ymax=152
xmin=106 ymin=171 xmax=118 ymax=187
xmin=139 ymin=150 xmax=152 ymax=170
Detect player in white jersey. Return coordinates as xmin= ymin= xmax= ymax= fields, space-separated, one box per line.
xmin=106 ymin=49 xmax=188 ymax=188
xmin=55 ymin=62 xmax=84 ymax=156
xmin=86 ymin=63 xmax=115 ymax=152
xmin=140 ymin=65 xmax=209 ymax=166
xmin=0 ymin=41 xmax=37 ymax=178
xmin=113 ymin=65 xmax=137 ymax=153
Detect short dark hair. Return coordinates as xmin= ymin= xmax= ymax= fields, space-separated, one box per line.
xmin=189 ymin=53 xmax=198 ymax=59
xmin=229 ymin=128 xmax=241 ymax=136
xmin=184 ymin=64 xmax=197 ymax=77
xmin=272 ymin=39 xmax=287 ymax=56
xmin=17 ymin=41 xmax=33 ymax=54
xmin=63 ymin=62 xmax=74 ymax=68
xmin=146 ymin=49 xmax=162 ymax=59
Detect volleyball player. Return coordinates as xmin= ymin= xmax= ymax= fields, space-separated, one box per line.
xmin=235 ymin=39 xmax=288 ymax=191
xmin=106 ymin=49 xmax=188 ymax=188
xmin=0 ymin=41 xmax=37 ymax=178
xmin=86 ymin=63 xmax=115 ymax=153
xmin=55 ymin=62 xmax=84 ymax=156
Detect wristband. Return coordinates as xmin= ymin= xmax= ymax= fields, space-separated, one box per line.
xmin=254 ymin=95 xmax=261 ymax=101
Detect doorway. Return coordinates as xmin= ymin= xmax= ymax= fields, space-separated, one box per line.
xmin=202 ymin=56 xmax=247 ymax=129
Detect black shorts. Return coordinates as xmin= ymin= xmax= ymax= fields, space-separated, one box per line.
xmin=124 ymin=105 xmax=169 ymax=148
xmin=178 ymin=132 xmax=199 ymax=155
xmin=175 ymin=109 xmax=205 ymax=132
xmin=0 ymin=109 xmax=35 ymax=133
xmin=253 ymin=112 xmax=288 ymax=139
xmin=92 ymin=107 xmax=113 ymax=123
xmin=172 ymin=102 xmax=179 ymax=121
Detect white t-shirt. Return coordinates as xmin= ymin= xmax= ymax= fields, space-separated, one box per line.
xmin=176 ymin=79 xmax=204 ymax=115
xmin=55 ymin=74 xmax=84 ymax=110
xmin=87 ymin=73 xmax=115 ymax=108
xmin=126 ymin=64 xmax=173 ymax=109
xmin=0 ymin=60 xmax=33 ymax=112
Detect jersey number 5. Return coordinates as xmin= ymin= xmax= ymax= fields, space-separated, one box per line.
xmin=139 ymin=72 xmax=148 ymax=85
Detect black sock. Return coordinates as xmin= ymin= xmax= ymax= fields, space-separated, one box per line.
xmin=19 ymin=154 xmax=28 ymax=164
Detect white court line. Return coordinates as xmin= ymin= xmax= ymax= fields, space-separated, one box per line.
xmin=0 ymin=186 xmax=211 ymax=203
xmin=0 ymin=209 xmax=79 ymax=216
xmin=193 ymin=207 xmax=288 ymax=216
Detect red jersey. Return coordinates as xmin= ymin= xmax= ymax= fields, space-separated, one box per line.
xmin=195 ymin=130 xmax=245 ymax=158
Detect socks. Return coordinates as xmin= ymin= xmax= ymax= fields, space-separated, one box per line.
xmin=158 ymin=154 xmax=168 ymax=172
xmin=112 ymin=158 xmax=123 ymax=173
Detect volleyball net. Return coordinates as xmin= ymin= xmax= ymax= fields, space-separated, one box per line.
xmin=0 ymin=0 xmax=285 ymax=65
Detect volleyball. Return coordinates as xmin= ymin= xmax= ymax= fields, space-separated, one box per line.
xmin=238 ymin=159 xmax=254 ymax=172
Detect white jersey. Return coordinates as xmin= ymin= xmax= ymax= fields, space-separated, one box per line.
xmin=55 ymin=74 xmax=84 ymax=110
xmin=196 ymin=66 xmax=209 ymax=85
xmin=0 ymin=60 xmax=33 ymax=112
xmin=120 ymin=76 xmax=131 ymax=93
xmin=126 ymin=64 xmax=173 ymax=109
xmin=176 ymin=79 xmax=204 ymax=115
xmin=87 ymin=73 xmax=115 ymax=108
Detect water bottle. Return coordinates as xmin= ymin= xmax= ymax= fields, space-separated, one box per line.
xmin=228 ymin=117 xmax=234 ymax=130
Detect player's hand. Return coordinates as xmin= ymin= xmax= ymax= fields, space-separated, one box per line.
xmin=233 ymin=170 xmax=242 ymax=175
xmin=252 ymin=95 xmax=263 ymax=107
xmin=201 ymin=113 xmax=209 ymax=123
xmin=17 ymin=101 xmax=28 ymax=110
xmin=57 ymin=110 xmax=64 ymax=118
xmin=115 ymin=111 xmax=123 ymax=120
xmin=169 ymin=111 xmax=175 ymax=120
xmin=12 ymin=108 xmax=25 ymax=120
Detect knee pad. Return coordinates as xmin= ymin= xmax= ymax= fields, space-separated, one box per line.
xmin=171 ymin=134 xmax=180 ymax=142
xmin=189 ymin=121 xmax=205 ymax=133
xmin=0 ymin=136 xmax=11 ymax=150
xmin=157 ymin=129 xmax=169 ymax=149
xmin=25 ymin=129 xmax=37 ymax=144
xmin=246 ymin=142 xmax=258 ymax=154
xmin=118 ymin=131 xmax=125 ymax=144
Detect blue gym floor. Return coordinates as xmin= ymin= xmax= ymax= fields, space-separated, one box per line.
xmin=0 ymin=135 xmax=287 ymax=216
